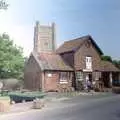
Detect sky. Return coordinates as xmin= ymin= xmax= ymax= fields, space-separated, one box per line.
xmin=0 ymin=0 xmax=120 ymax=59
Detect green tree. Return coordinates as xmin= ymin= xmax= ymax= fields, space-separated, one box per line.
xmin=0 ymin=0 xmax=9 ymax=10
xmin=112 ymin=60 xmax=120 ymax=69
xmin=0 ymin=33 xmax=24 ymax=80
xmin=101 ymin=55 xmax=112 ymax=62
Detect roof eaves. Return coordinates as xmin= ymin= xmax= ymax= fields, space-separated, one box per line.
xmin=31 ymin=52 xmax=44 ymax=71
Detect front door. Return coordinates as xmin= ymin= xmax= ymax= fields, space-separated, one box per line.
xmin=85 ymin=73 xmax=92 ymax=82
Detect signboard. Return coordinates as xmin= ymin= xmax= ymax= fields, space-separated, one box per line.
xmin=0 ymin=82 xmax=3 ymax=89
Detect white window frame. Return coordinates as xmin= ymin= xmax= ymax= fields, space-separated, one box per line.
xmin=60 ymin=72 xmax=68 ymax=84
xmin=85 ymin=56 xmax=92 ymax=70
xmin=95 ymin=72 xmax=101 ymax=81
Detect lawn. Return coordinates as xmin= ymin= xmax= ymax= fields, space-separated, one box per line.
xmin=0 ymin=96 xmax=10 ymax=100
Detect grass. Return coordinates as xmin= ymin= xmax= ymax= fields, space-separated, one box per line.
xmin=0 ymin=96 xmax=10 ymax=100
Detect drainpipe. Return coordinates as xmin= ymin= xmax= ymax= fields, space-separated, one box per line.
xmin=109 ymin=72 xmax=113 ymax=87
xmin=118 ymin=73 xmax=120 ymax=86
xmin=42 ymin=71 xmax=45 ymax=92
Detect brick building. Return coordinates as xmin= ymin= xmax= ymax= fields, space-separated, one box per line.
xmin=24 ymin=34 xmax=120 ymax=92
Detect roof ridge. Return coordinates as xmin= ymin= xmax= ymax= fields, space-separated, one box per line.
xmin=64 ymin=35 xmax=91 ymax=43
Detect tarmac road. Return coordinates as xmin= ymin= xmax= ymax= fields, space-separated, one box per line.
xmin=1 ymin=94 xmax=120 ymax=120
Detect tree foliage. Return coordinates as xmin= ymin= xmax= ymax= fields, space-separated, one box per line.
xmin=101 ymin=55 xmax=120 ymax=69
xmin=112 ymin=60 xmax=120 ymax=69
xmin=0 ymin=0 xmax=9 ymax=10
xmin=101 ymin=55 xmax=112 ymax=62
xmin=0 ymin=33 xmax=24 ymax=79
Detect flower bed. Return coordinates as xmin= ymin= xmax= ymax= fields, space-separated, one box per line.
xmin=8 ymin=91 xmax=45 ymax=103
xmin=0 ymin=97 xmax=10 ymax=112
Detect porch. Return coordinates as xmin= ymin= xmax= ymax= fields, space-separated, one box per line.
xmin=75 ymin=71 xmax=120 ymax=91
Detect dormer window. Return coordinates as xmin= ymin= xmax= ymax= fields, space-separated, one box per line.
xmin=86 ymin=56 xmax=92 ymax=70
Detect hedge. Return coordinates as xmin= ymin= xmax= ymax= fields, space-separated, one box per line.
xmin=8 ymin=91 xmax=45 ymax=103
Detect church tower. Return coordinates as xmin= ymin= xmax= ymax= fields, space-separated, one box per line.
xmin=33 ymin=21 xmax=56 ymax=53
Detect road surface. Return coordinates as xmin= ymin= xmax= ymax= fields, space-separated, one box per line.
xmin=1 ymin=94 xmax=120 ymax=120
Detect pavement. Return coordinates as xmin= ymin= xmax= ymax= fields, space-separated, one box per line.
xmin=0 ymin=92 xmax=120 ymax=120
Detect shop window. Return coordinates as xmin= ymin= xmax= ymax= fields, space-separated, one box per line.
xmin=60 ymin=72 xmax=68 ymax=83
xmin=76 ymin=72 xmax=83 ymax=81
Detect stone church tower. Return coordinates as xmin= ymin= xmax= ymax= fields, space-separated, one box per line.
xmin=33 ymin=21 xmax=56 ymax=53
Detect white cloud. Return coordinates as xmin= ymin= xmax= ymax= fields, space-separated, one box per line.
xmin=0 ymin=0 xmax=34 ymax=57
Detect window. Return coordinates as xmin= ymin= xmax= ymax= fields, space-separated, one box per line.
xmin=95 ymin=72 xmax=99 ymax=80
xmin=86 ymin=56 xmax=92 ymax=69
xmin=76 ymin=72 xmax=83 ymax=81
xmin=60 ymin=72 xmax=68 ymax=83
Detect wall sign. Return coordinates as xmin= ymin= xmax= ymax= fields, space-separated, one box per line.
xmin=0 ymin=82 xmax=3 ymax=89
xmin=47 ymin=73 xmax=52 ymax=77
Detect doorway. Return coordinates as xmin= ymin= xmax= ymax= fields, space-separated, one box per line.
xmin=102 ymin=72 xmax=110 ymax=88
xmin=85 ymin=73 xmax=92 ymax=82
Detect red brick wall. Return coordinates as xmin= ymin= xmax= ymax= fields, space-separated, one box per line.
xmin=44 ymin=71 xmax=73 ymax=92
xmin=44 ymin=71 xmax=59 ymax=91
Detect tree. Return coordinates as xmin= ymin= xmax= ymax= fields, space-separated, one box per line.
xmin=0 ymin=33 xmax=24 ymax=80
xmin=112 ymin=60 xmax=120 ymax=69
xmin=0 ymin=0 xmax=9 ymax=10
xmin=101 ymin=55 xmax=112 ymax=62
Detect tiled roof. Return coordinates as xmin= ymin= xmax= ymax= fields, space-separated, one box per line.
xmin=34 ymin=52 xmax=73 ymax=71
xmin=56 ymin=35 xmax=103 ymax=55
xmin=99 ymin=61 xmax=120 ymax=72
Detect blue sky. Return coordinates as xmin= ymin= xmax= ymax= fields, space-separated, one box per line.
xmin=0 ymin=0 xmax=120 ymax=59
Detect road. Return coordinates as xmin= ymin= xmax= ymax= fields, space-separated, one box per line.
xmin=1 ymin=94 xmax=120 ymax=120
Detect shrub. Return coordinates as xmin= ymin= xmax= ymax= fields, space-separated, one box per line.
xmin=8 ymin=91 xmax=45 ymax=103
xmin=2 ymin=79 xmax=22 ymax=90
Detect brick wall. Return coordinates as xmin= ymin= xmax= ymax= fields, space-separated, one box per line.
xmin=44 ymin=71 xmax=73 ymax=92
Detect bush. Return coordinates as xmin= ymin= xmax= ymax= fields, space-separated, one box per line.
xmin=2 ymin=79 xmax=22 ymax=90
xmin=8 ymin=91 xmax=45 ymax=103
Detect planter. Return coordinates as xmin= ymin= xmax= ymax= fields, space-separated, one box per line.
xmin=0 ymin=98 xmax=10 ymax=112
xmin=32 ymin=99 xmax=44 ymax=109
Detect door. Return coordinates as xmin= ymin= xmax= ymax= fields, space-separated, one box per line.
xmin=85 ymin=73 xmax=92 ymax=82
